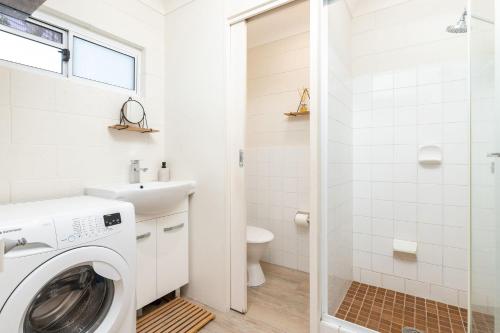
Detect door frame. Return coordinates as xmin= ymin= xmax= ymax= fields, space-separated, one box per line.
xmin=225 ymin=0 xmax=320 ymax=331
xmin=226 ymin=19 xmax=248 ymax=313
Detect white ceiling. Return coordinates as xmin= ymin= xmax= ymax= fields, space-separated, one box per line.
xmin=161 ymin=0 xmax=194 ymax=14
xmin=247 ymin=0 xmax=309 ymax=48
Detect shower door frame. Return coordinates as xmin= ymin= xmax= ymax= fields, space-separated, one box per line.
xmin=314 ymin=1 xmax=380 ymax=332
xmin=469 ymin=0 xmax=500 ymax=330
xmin=314 ymin=0 xmax=347 ymax=331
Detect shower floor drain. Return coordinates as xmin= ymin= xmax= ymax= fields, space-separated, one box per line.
xmin=402 ymin=327 xmax=423 ymax=333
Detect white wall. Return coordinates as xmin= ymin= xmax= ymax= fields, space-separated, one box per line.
xmin=326 ymin=0 xmax=353 ymax=315
xmin=246 ymin=145 xmax=310 ymax=272
xmin=350 ymin=0 xmax=468 ymax=307
xmin=163 ymin=0 xmax=229 ymax=311
xmin=247 ymin=33 xmax=309 ymax=147
xmin=0 ymin=0 xmax=165 ymax=204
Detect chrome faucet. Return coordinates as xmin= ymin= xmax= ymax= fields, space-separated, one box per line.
xmin=130 ymin=160 xmax=148 ymax=184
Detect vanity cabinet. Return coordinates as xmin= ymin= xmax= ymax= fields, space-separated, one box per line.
xmin=156 ymin=213 xmax=189 ymax=297
xmin=136 ymin=220 xmax=157 ymax=309
xmin=135 ymin=208 xmax=189 ymax=310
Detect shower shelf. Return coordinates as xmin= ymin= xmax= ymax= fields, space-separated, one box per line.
xmin=418 ymin=145 xmax=442 ymax=165
xmin=284 ymin=111 xmax=310 ymax=117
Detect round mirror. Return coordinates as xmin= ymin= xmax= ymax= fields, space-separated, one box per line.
xmin=121 ymin=98 xmax=145 ymax=124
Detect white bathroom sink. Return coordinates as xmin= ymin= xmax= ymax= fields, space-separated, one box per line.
xmin=85 ymin=181 xmax=196 ymax=217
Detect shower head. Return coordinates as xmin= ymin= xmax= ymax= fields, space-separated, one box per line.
xmin=447 ymin=9 xmax=467 ymax=33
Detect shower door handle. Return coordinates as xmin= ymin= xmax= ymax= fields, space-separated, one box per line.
xmin=487 ymin=153 xmax=500 ymax=173
xmin=239 ymin=149 xmax=244 ymax=168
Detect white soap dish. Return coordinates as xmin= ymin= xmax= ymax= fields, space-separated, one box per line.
xmin=393 ymin=239 xmax=417 ymax=255
xmin=418 ymin=145 xmax=442 ymax=165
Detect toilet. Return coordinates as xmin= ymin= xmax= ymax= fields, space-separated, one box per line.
xmin=247 ymin=226 xmax=274 ymax=287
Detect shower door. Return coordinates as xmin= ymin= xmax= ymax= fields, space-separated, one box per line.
xmin=470 ymin=0 xmax=497 ymax=332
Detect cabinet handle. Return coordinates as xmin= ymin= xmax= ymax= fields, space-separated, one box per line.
xmin=136 ymin=232 xmax=151 ymax=240
xmin=163 ymin=223 xmax=185 ymax=232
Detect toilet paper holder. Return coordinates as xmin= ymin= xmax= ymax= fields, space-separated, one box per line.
xmin=295 ymin=211 xmax=310 ymax=224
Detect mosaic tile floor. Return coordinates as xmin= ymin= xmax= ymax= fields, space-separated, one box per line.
xmin=335 ymin=282 xmax=467 ymax=333
xmin=471 ymin=311 xmax=494 ymax=333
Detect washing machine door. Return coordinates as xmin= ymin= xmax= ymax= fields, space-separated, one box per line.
xmin=0 ymin=246 xmax=133 ymax=333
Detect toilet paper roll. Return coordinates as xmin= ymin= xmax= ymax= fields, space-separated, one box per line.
xmin=294 ymin=212 xmax=309 ymax=227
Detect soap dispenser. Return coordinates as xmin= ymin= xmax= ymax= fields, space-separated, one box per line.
xmin=158 ymin=162 xmax=170 ymax=182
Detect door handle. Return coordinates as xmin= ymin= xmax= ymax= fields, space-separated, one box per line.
xmin=487 ymin=153 xmax=500 ymax=157
xmin=239 ymin=149 xmax=244 ymax=168
xmin=136 ymin=232 xmax=151 ymax=240
xmin=163 ymin=223 xmax=185 ymax=232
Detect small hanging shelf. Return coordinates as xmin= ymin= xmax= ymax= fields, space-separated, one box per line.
xmin=108 ymin=124 xmax=159 ymax=133
xmin=284 ymin=111 xmax=310 ymax=117
xmin=285 ymin=88 xmax=310 ymax=117
xmin=108 ymin=97 xmax=159 ymax=134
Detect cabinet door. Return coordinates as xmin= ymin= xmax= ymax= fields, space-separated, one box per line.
xmin=136 ymin=220 xmax=157 ymax=310
xmin=156 ymin=212 xmax=188 ymax=298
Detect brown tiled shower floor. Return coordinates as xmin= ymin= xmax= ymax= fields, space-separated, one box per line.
xmin=335 ymin=282 xmax=468 ymax=333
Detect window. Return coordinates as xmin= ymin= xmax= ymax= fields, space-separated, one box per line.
xmin=0 ymin=13 xmax=139 ymax=92
xmin=72 ymin=37 xmax=136 ymax=91
xmin=0 ymin=13 xmax=66 ymax=73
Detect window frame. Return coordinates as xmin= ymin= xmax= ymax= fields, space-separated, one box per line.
xmin=0 ymin=12 xmax=141 ymax=95
xmin=68 ymin=31 xmax=140 ymax=94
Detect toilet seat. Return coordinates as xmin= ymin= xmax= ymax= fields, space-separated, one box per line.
xmin=247 ymin=226 xmax=274 ymax=244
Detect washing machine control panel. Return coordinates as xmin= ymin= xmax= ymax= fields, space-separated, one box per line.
xmin=55 ymin=211 xmax=123 ymax=249
xmin=103 ymin=213 xmax=122 ymax=227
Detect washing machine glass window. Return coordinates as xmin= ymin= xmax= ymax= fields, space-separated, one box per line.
xmin=23 ymin=265 xmax=115 ymax=333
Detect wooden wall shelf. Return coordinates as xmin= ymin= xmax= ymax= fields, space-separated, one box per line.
xmin=284 ymin=111 xmax=310 ymax=117
xmin=109 ymin=124 xmax=159 ymax=133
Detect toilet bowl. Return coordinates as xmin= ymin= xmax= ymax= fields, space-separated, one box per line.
xmin=247 ymin=226 xmax=274 ymax=287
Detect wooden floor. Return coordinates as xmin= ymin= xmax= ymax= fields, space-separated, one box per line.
xmin=198 ymin=262 xmax=309 ymax=333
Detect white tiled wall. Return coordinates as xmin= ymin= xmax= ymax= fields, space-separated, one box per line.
xmin=350 ymin=0 xmax=468 ymax=306
xmin=246 ymin=18 xmax=309 ymax=272
xmin=0 ymin=0 xmax=165 ymax=203
xmin=247 ymin=31 xmax=309 ymax=147
xmin=246 ymin=146 xmax=310 ymax=272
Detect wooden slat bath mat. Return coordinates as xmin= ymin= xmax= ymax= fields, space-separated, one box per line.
xmin=137 ymin=298 xmax=215 ymax=333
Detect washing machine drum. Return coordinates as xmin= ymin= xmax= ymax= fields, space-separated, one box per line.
xmin=1 ymin=247 xmax=132 ymax=333
xmin=24 ymin=265 xmax=114 ymax=333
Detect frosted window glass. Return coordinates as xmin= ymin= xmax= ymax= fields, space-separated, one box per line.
xmin=0 ymin=30 xmax=62 ymax=73
xmin=73 ymin=37 xmax=135 ymax=90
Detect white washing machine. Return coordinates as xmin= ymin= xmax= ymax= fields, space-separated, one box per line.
xmin=0 ymin=196 xmax=136 ymax=333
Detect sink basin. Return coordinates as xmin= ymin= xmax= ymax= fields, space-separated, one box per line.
xmin=85 ymin=181 xmax=195 ymax=217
